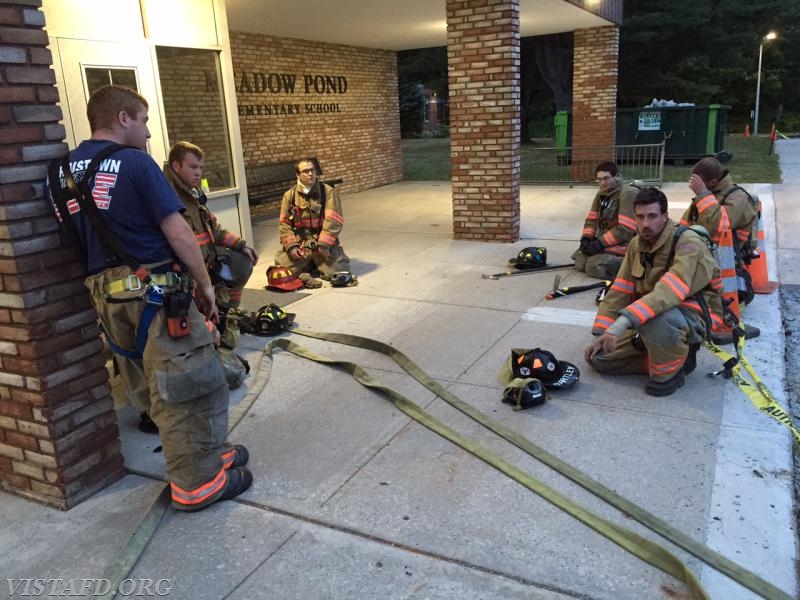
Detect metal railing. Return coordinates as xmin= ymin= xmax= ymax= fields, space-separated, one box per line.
xmin=521 ymin=141 xmax=665 ymax=186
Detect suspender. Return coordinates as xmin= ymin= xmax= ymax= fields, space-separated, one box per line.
xmin=48 ymin=143 xmax=153 ymax=284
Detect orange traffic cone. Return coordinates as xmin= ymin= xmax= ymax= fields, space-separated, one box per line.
xmin=745 ymin=197 xmax=779 ymax=294
xmin=743 ymin=124 xmax=750 ymax=138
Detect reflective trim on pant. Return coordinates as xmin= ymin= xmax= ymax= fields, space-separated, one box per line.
xmin=589 ymin=307 xmax=706 ymax=382
xmin=170 ymin=466 xmax=226 ymax=506
xmin=221 ymin=447 xmax=236 ymax=470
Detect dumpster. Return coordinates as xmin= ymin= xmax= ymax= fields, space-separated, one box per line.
xmin=616 ymin=104 xmax=730 ymax=163
xmin=553 ymin=110 xmax=571 ymax=165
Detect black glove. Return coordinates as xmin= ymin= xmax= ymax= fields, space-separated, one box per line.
xmin=580 ymin=237 xmax=604 ymax=256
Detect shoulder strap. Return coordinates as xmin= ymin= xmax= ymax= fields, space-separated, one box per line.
xmin=720 ymin=185 xmax=754 ymax=207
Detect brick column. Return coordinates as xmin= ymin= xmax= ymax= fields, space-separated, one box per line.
xmin=571 ymin=25 xmax=619 ymax=180
xmin=447 ymin=0 xmax=520 ymax=242
xmin=0 ymin=0 xmax=124 ymax=509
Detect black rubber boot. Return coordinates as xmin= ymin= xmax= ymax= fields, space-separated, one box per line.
xmin=645 ymin=371 xmax=685 ymax=397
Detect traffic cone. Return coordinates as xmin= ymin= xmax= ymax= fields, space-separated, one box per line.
xmin=745 ymin=197 xmax=779 ymax=294
xmin=743 ymin=124 xmax=750 ymax=138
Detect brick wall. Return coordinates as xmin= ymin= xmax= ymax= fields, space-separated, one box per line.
xmin=229 ymin=32 xmax=403 ymax=217
xmin=447 ymin=0 xmax=520 ymax=242
xmin=571 ymin=25 xmax=619 ymax=179
xmin=0 ymin=0 xmax=124 ymax=509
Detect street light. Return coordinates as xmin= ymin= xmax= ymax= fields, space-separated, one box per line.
xmin=754 ymin=31 xmax=777 ymax=137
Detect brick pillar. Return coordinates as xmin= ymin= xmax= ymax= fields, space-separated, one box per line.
xmin=0 ymin=0 xmax=124 ymax=509
xmin=447 ymin=0 xmax=520 ymax=242
xmin=572 ymin=25 xmax=619 ymax=181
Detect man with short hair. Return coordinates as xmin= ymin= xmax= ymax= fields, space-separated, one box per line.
xmin=47 ymin=85 xmax=251 ymax=511
xmin=572 ymin=161 xmax=638 ymax=280
xmin=163 ymin=141 xmax=258 ymax=348
xmin=275 ymin=159 xmax=350 ymax=288
xmin=584 ymin=188 xmax=723 ymax=397
xmin=680 ymin=157 xmax=757 ymax=255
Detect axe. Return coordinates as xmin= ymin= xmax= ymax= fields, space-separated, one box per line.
xmin=546 ymin=275 xmax=611 ymax=300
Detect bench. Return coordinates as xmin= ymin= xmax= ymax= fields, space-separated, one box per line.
xmin=245 ymin=158 xmax=343 ymax=208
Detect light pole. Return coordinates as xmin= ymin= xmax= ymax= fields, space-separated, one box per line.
xmin=754 ymin=31 xmax=777 ymax=137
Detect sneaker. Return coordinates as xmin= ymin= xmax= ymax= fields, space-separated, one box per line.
xmin=683 ymin=343 xmax=701 ymax=375
xmin=644 ymin=371 xmax=685 ymax=397
xmin=173 ymin=467 xmax=253 ymax=512
xmin=138 ymin=412 xmax=159 ymax=434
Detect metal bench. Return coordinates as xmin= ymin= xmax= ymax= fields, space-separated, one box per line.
xmin=245 ymin=158 xmax=343 ymax=206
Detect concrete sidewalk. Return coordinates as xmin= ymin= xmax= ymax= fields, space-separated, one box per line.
xmin=1 ymin=166 xmax=797 ymax=599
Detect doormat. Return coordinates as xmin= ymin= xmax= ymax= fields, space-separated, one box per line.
xmin=238 ymin=287 xmax=309 ymax=314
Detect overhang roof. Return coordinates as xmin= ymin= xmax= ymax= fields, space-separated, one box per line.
xmin=225 ymin=0 xmax=617 ymax=51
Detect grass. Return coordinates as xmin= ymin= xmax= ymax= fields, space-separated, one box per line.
xmin=401 ymin=135 xmax=783 ymax=183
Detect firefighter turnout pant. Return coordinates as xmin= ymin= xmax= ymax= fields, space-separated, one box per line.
xmin=572 ymin=249 xmax=624 ymax=281
xmin=85 ymin=266 xmax=235 ymax=510
xmin=275 ymin=242 xmax=350 ymax=278
xmin=589 ymin=307 xmax=706 ymax=382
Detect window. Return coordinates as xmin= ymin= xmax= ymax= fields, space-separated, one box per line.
xmin=85 ymin=67 xmax=138 ymax=96
xmin=155 ymin=47 xmax=234 ymax=190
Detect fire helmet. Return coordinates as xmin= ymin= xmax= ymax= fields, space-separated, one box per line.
xmin=254 ymin=303 xmax=294 ymax=335
xmin=266 ymin=266 xmax=303 ymax=291
xmin=511 ymin=247 xmax=547 ymax=270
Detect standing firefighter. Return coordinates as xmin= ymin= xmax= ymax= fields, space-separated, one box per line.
xmin=584 ymin=188 xmax=723 ymax=397
xmin=572 ymin=161 xmax=639 ymax=280
xmin=275 ymin=159 xmax=351 ymax=288
xmin=46 ymin=85 xmax=252 ymax=511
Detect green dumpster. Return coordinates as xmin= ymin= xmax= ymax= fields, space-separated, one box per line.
xmin=616 ymin=104 xmax=730 ymax=162
xmin=553 ymin=110 xmax=571 ymax=165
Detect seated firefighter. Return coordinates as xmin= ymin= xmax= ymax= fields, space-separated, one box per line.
xmin=680 ymin=156 xmax=759 ymax=305
xmin=572 ymin=161 xmax=638 ymax=280
xmin=584 ymin=188 xmax=723 ymax=397
xmin=163 ymin=141 xmax=259 ymax=347
xmin=275 ymin=158 xmax=351 ymax=288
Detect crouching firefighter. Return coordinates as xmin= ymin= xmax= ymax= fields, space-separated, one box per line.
xmin=584 ymin=187 xmax=724 ymax=397
xmin=45 ymin=85 xmax=252 ymax=511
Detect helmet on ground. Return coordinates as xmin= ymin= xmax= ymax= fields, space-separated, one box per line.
xmin=502 ymin=378 xmax=548 ymax=411
xmin=510 ymin=347 xmax=580 ymax=390
xmin=511 ymin=247 xmax=547 ymax=270
xmin=330 ymin=271 xmax=357 ymax=287
xmin=254 ymin=303 xmax=294 ymax=335
xmin=266 ymin=266 xmax=303 ymax=291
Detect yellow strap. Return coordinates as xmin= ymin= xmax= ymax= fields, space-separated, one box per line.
xmin=105 ymin=273 xmax=179 ymax=295
xmin=705 ymin=323 xmax=800 ymax=444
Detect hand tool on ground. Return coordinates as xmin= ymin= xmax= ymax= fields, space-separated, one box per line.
xmin=546 ymin=276 xmax=611 ymax=300
xmin=481 ymin=263 xmax=574 ymax=280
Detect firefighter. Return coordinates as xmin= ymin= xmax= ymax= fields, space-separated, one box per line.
xmin=572 ymin=161 xmax=639 ymax=280
xmin=680 ymin=157 xmax=758 ymax=257
xmin=47 ymin=85 xmax=252 ymax=511
xmin=584 ymin=188 xmax=723 ymax=397
xmin=274 ymin=159 xmax=351 ymax=288
xmin=163 ymin=141 xmax=259 ymax=349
